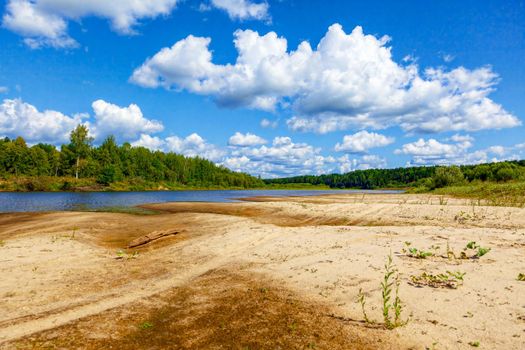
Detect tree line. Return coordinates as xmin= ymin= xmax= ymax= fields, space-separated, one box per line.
xmin=2 ymin=124 xmax=524 ymax=191
xmin=0 ymin=125 xmax=264 ymax=190
xmin=264 ymin=161 xmax=525 ymax=189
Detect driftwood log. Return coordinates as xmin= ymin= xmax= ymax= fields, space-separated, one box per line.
xmin=127 ymin=229 xmax=180 ymax=248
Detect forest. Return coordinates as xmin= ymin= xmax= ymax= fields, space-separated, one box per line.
xmin=0 ymin=125 xmax=264 ymax=191
xmin=264 ymin=160 xmax=525 ymax=190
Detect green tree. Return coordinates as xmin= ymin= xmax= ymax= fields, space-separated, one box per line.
xmin=69 ymin=125 xmax=93 ymax=179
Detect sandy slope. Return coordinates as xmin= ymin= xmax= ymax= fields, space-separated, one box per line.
xmin=0 ymin=193 xmax=524 ymax=349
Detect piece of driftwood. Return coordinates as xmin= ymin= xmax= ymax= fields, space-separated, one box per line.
xmin=127 ymin=229 xmax=179 ymax=248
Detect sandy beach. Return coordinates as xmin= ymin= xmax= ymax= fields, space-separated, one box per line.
xmin=1 ymin=193 xmax=524 ymax=349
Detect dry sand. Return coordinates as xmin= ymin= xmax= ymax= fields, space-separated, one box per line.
xmin=0 ymin=193 xmax=524 ymax=349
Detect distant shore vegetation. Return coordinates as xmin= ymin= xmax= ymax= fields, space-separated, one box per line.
xmin=265 ymin=160 xmax=525 ymax=206
xmin=265 ymin=161 xmax=525 ymax=189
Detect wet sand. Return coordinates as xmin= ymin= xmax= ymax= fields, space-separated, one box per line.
xmin=1 ymin=193 xmax=524 ymax=349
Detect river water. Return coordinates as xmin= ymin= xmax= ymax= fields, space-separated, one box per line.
xmin=0 ymin=189 xmax=403 ymax=212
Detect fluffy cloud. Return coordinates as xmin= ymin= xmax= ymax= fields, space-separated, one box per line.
xmin=131 ymin=133 xmax=165 ymax=151
xmin=131 ymin=24 xmax=520 ymax=134
xmin=338 ymin=154 xmax=387 ymax=173
xmin=2 ymin=0 xmax=271 ymax=48
xmin=0 ymin=86 xmax=8 ymax=93
xmin=165 ymin=133 xmax=225 ymax=161
xmin=210 ymin=0 xmax=269 ymax=21
xmin=2 ymin=0 xmax=76 ymax=48
xmin=0 ymin=98 xmax=85 ymax=143
xmin=91 ymin=100 xmax=163 ymax=142
xmin=222 ymin=136 xmax=385 ymax=177
xmin=396 ymin=138 xmax=472 ymax=157
xmin=334 ymin=130 xmax=394 ymax=153
xmin=131 ymin=132 xmax=225 ymax=161
xmin=394 ymin=135 xmax=516 ymax=166
xmin=2 ymin=0 xmax=178 ymax=48
xmin=228 ymin=131 xmax=267 ymax=146
xmin=0 ymin=98 xmax=163 ymax=144
xmin=223 ymin=136 xmax=334 ymax=177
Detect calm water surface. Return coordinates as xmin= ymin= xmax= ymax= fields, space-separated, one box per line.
xmin=0 ymin=189 xmax=402 ymax=213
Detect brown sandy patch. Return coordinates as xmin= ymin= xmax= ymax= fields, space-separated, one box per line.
xmin=4 ymin=268 xmax=404 ymax=350
xmin=0 ymin=210 xmax=235 ymax=249
xmin=142 ymin=202 xmax=366 ymax=227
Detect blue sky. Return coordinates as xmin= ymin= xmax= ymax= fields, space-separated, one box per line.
xmin=0 ymin=0 xmax=524 ymax=177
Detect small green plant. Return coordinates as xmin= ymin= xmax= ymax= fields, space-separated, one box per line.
xmin=392 ymin=274 xmax=404 ymax=327
xmin=461 ymin=241 xmax=491 ymax=259
xmin=357 ymin=288 xmax=372 ymax=324
xmin=356 ymin=253 xmax=408 ymax=329
xmin=403 ymin=242 xmax=433 ymax=259
xmin=468 ymin=341 xmax=480 ymax=347
xmin=410 ymin=271 xmax=466 ymax=289
xmin=381 ymin=254 xmax=408 ymax=329
xmin=466 ymin=241 xmax=477 ymax=249
xmin=476 ymin=246 xmax=491 ymax=257
xmin=0 ymin=240 xmax=5 ymax=247
xmin=139 ymin=321 xmax=153 ymax=330
xmin=517 ymin=273 xmax=525 ymax=281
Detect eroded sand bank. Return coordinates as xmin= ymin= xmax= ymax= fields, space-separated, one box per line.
xmin=1 ymin=193 xmax=524 ymax=349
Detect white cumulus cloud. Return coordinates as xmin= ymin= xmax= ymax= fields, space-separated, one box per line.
xmin=210 ymin=0 xmax=269 ymax=21
xmin=223 ymin=136 xmax=338 ymax=177
xmin=2 ymin=0 xmax=179 ymax=48
xmin=165 ymin=133 xmax=225 ymax=161
xmin=131 ymin=132 xmax=225 ymax=162
xmin=91 ymin=100 xmax=164 ymax=142
xmin=131 ymin=24 xmax=520 ymax=134
xmin=338 ymin=154 xmax=387 ymax=173
xmin=131 ymin=133 xmax=165 ymax=151
xmin=334 ymin=130 xmax=394 ymax=153
xmin=394 ymin=136 xmax=515 ymax=166
xmin=228 ymin=131 xmax=267 ymax=146
xmin=0 ymin=98 xmax=85 ymax=143
xmin=0 ymin=98 xmax=164 ymax=145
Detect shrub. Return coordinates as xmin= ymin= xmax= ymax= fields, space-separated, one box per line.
xmin=432 ymin=166 xmax=465 ymax=189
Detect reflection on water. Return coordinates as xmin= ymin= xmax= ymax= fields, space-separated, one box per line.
xmin=0 ymin=189 xmax=402 ymax=213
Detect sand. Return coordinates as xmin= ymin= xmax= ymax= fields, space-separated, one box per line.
xmin=0 ymin=193 xmax=524 ymax=349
